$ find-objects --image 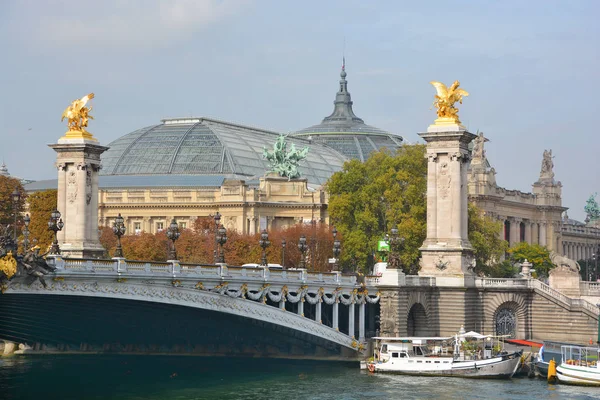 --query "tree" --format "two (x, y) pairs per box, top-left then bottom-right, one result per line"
(507, 242), (553, 278)
(468, 204), (509, 276)
(26, 190), (57, 251)
(0, 175), (25, 227)
(327, 145), (427, 274)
